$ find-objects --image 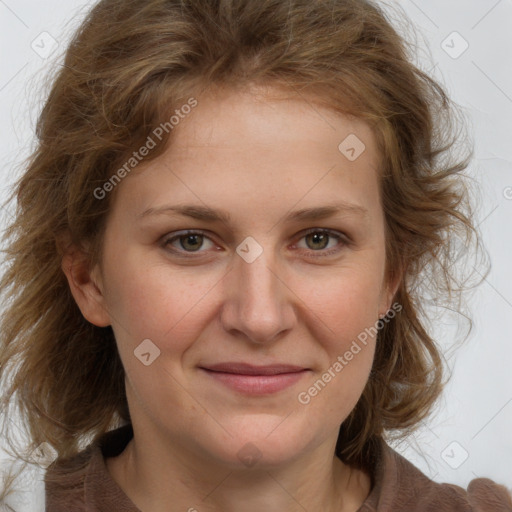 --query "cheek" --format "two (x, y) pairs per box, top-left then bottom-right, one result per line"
(292, 263), (383, 409)
(296, 262), (385, 343)
(296, 312), (376, 428)
(102, 255), (221, 425)
(102, 250), (221, 354)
